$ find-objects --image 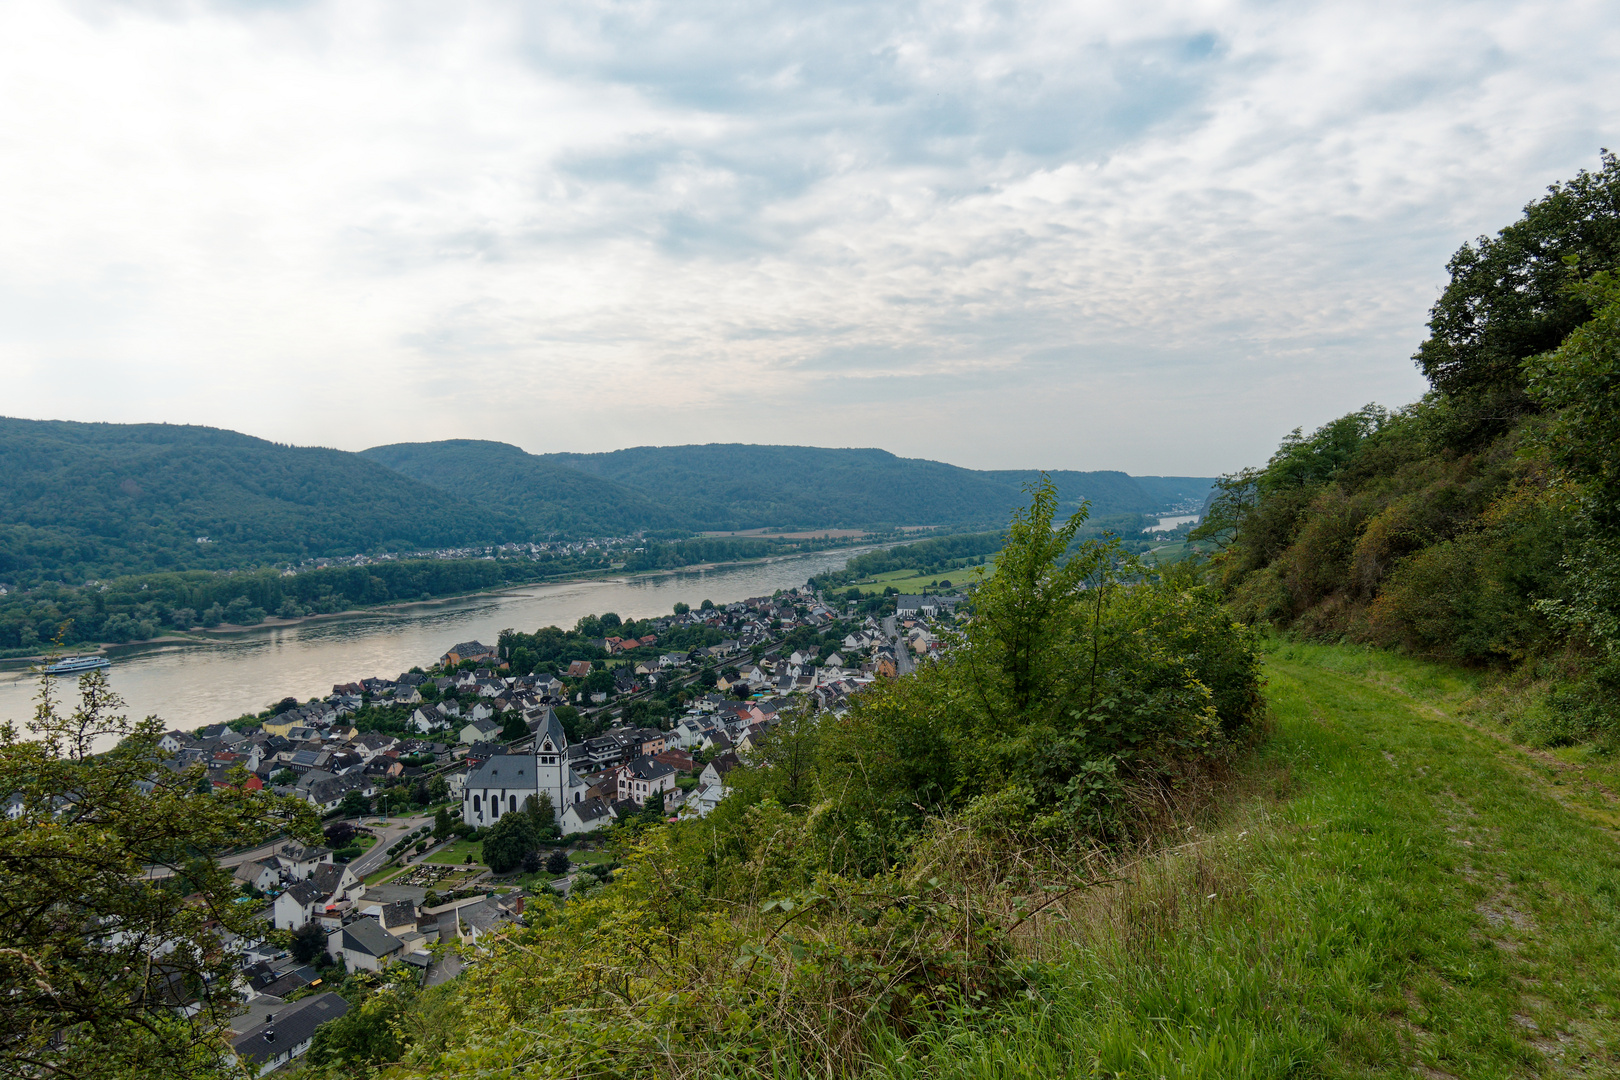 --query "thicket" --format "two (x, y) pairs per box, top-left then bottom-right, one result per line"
(313, 481), (1265, 1079)
(1196, 151), (1620, 745)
